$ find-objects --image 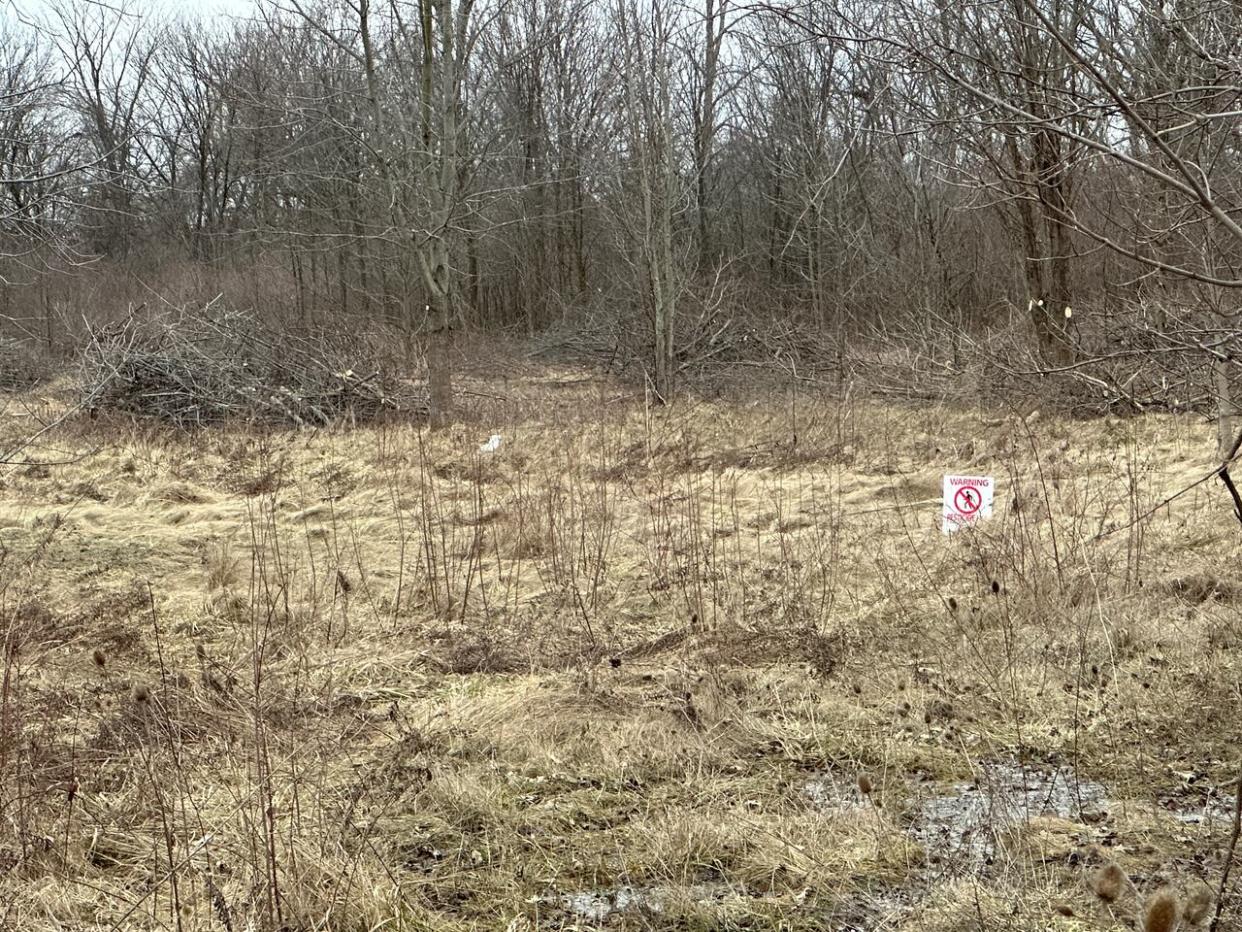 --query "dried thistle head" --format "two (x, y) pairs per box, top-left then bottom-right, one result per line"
(1092, 862), (1126, 903)
(1183, 878), (1213, 926)
(92, 648), (106, 669)
(1143, 888), (1180, 932)
(132, 683), (151, 705)
(857, 773), (873, 796)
